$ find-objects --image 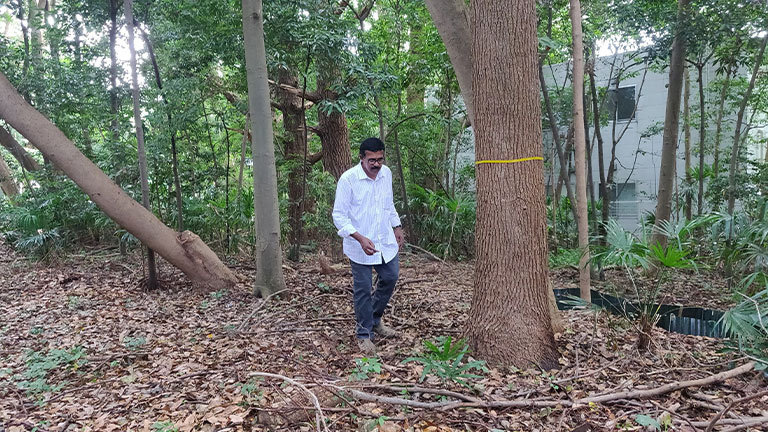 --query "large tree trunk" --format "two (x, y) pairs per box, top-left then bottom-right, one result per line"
(467, 0), (558, 369)
(125, 0), (158, 289)
(424, 0), (474, 126)
(0, 126), (41, 171)
(242, 0), (287, 297)
(651, 0), (690, 250)
(0, 72), (238, 289)
(727, 34), (768, 215)
(0, 154), (19, 198)
(683, 66), (692, 221)
(276, 69), (307, 262)
(570, 0), (590, 301)
(318, 73), (352, 181)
